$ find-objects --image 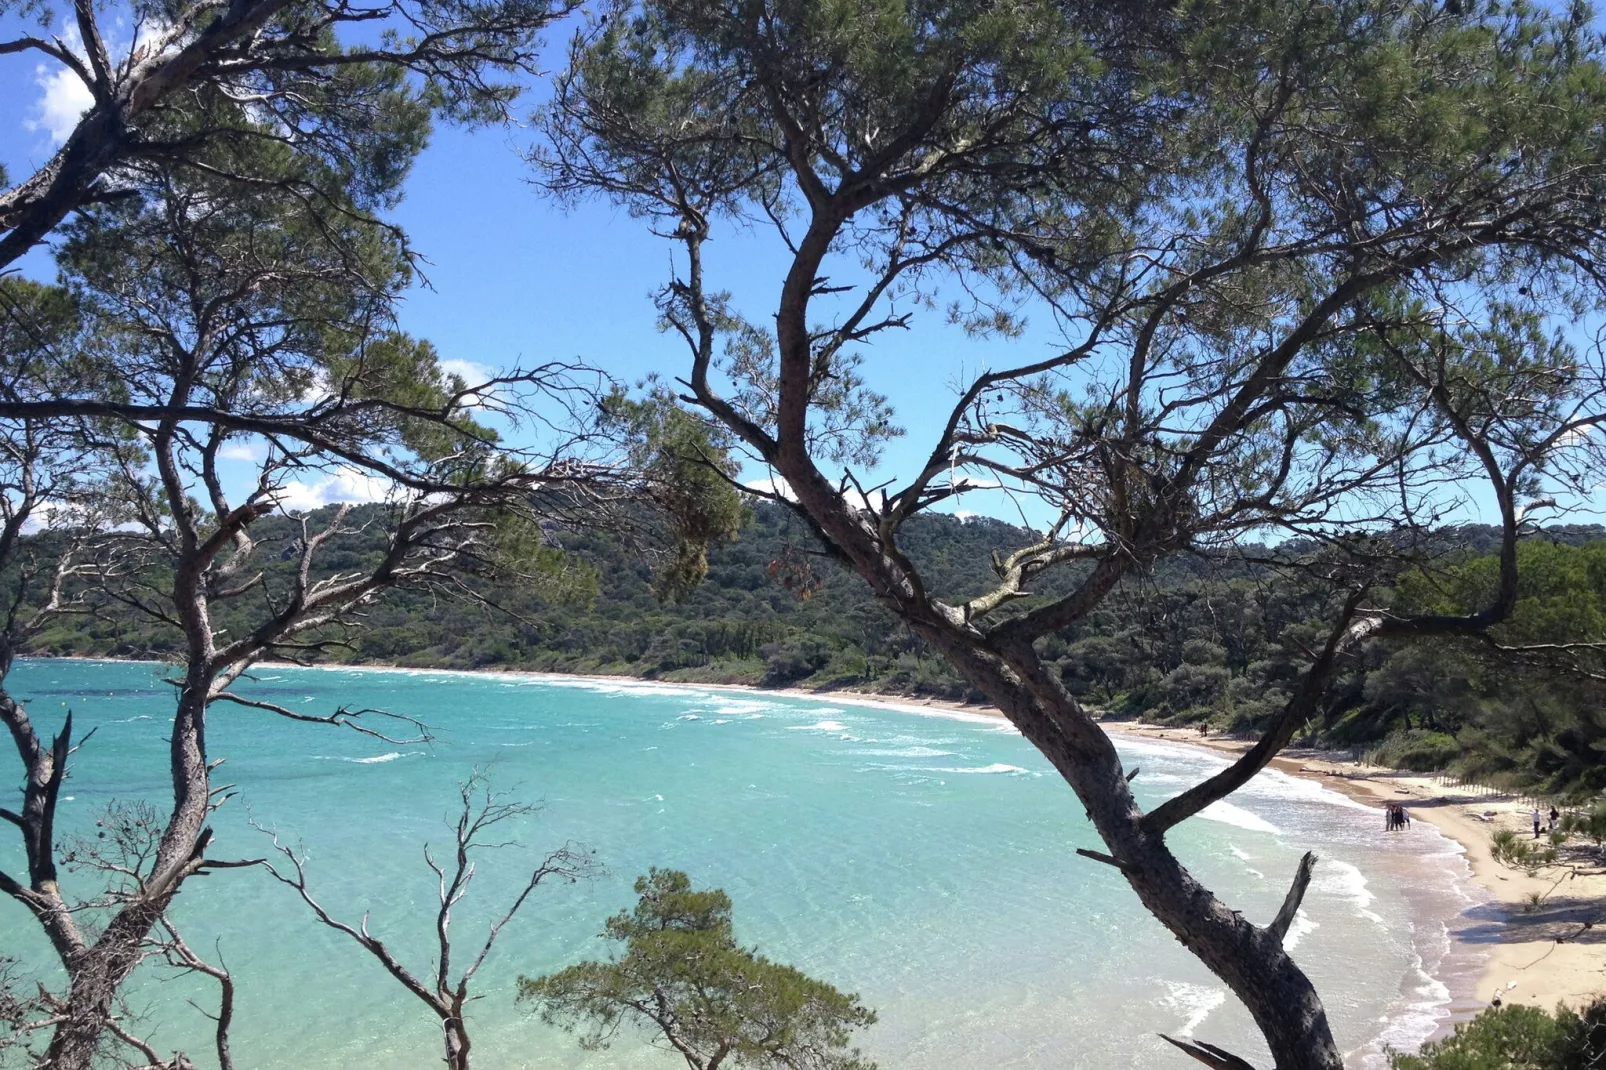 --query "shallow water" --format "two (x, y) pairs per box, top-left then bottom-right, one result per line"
(0, 660), (1486, 1068)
